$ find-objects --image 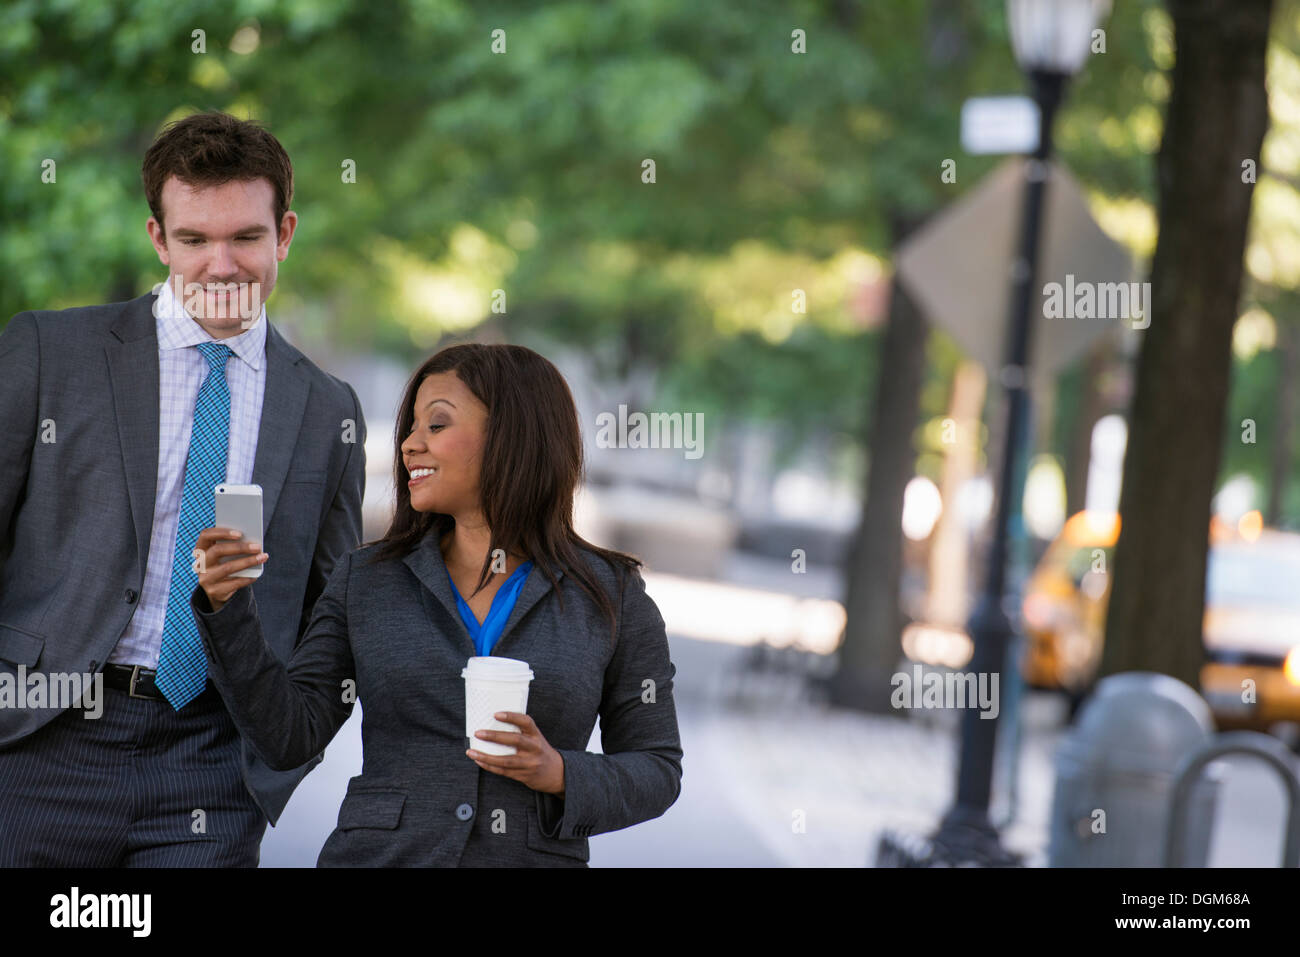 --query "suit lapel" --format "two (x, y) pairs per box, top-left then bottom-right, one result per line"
(105, 292), (311, 576)
(251, 321), (311, 533)
(403, 531), (561, 658)
(106, 294), (162, 578)
(495, 560), (559, 656)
